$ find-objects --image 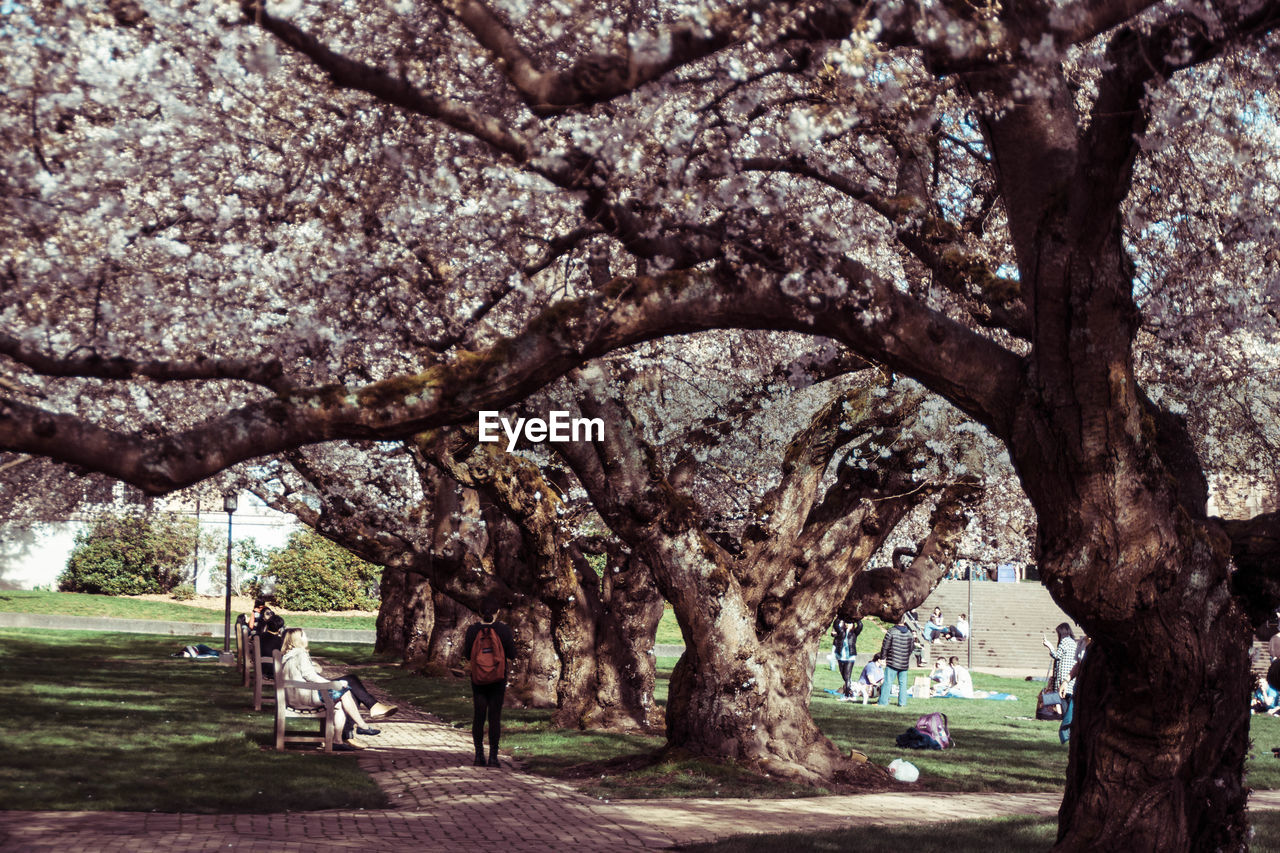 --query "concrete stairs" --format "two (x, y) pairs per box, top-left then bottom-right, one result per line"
(916, 580), (1075, 675)
(917, 580), (1274, 676)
